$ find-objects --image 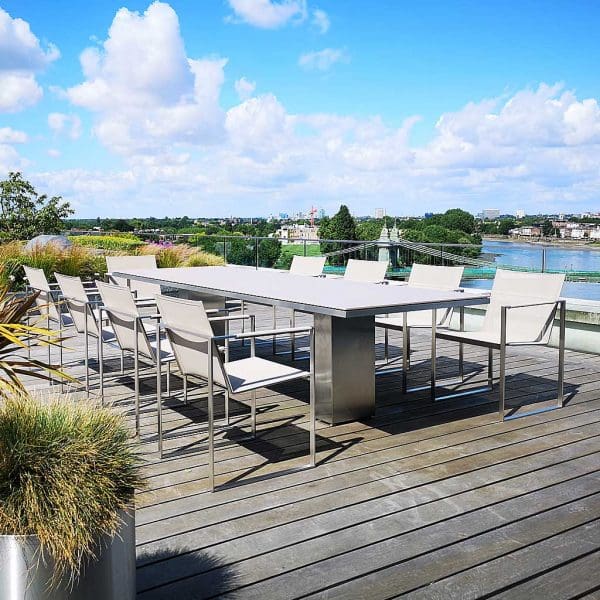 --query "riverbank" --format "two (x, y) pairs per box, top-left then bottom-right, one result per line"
(482, 235), (600, 249)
